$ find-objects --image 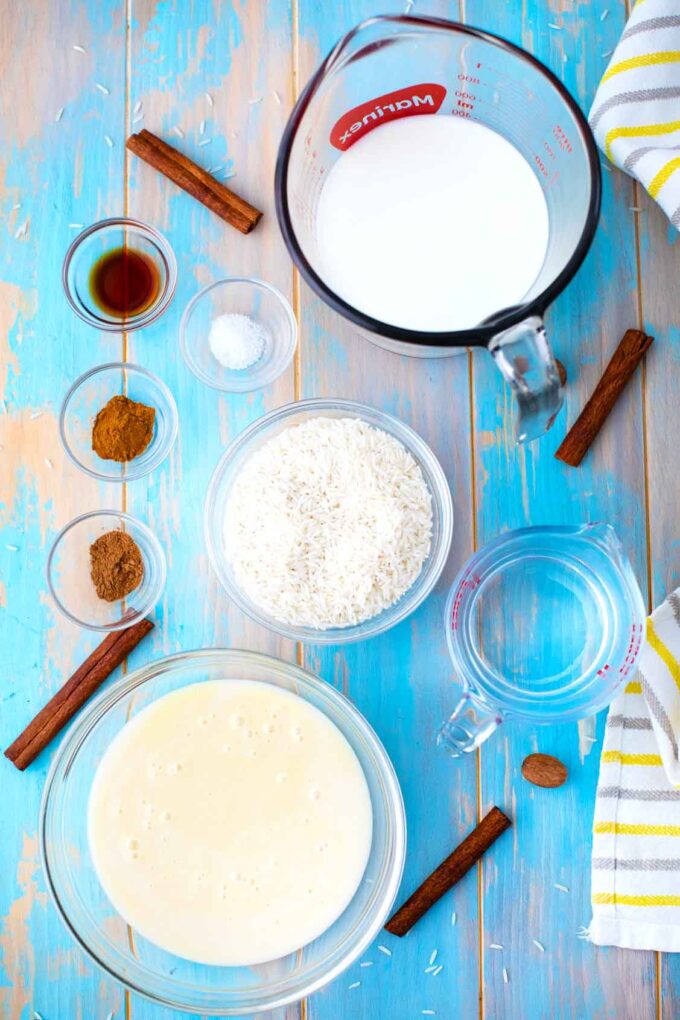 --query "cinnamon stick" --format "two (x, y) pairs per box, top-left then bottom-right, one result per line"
(126, 129), (262, 234)
(385, 807), (511, 936)
(555, 328), (653, 467)
(5, 617), (154, 771)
